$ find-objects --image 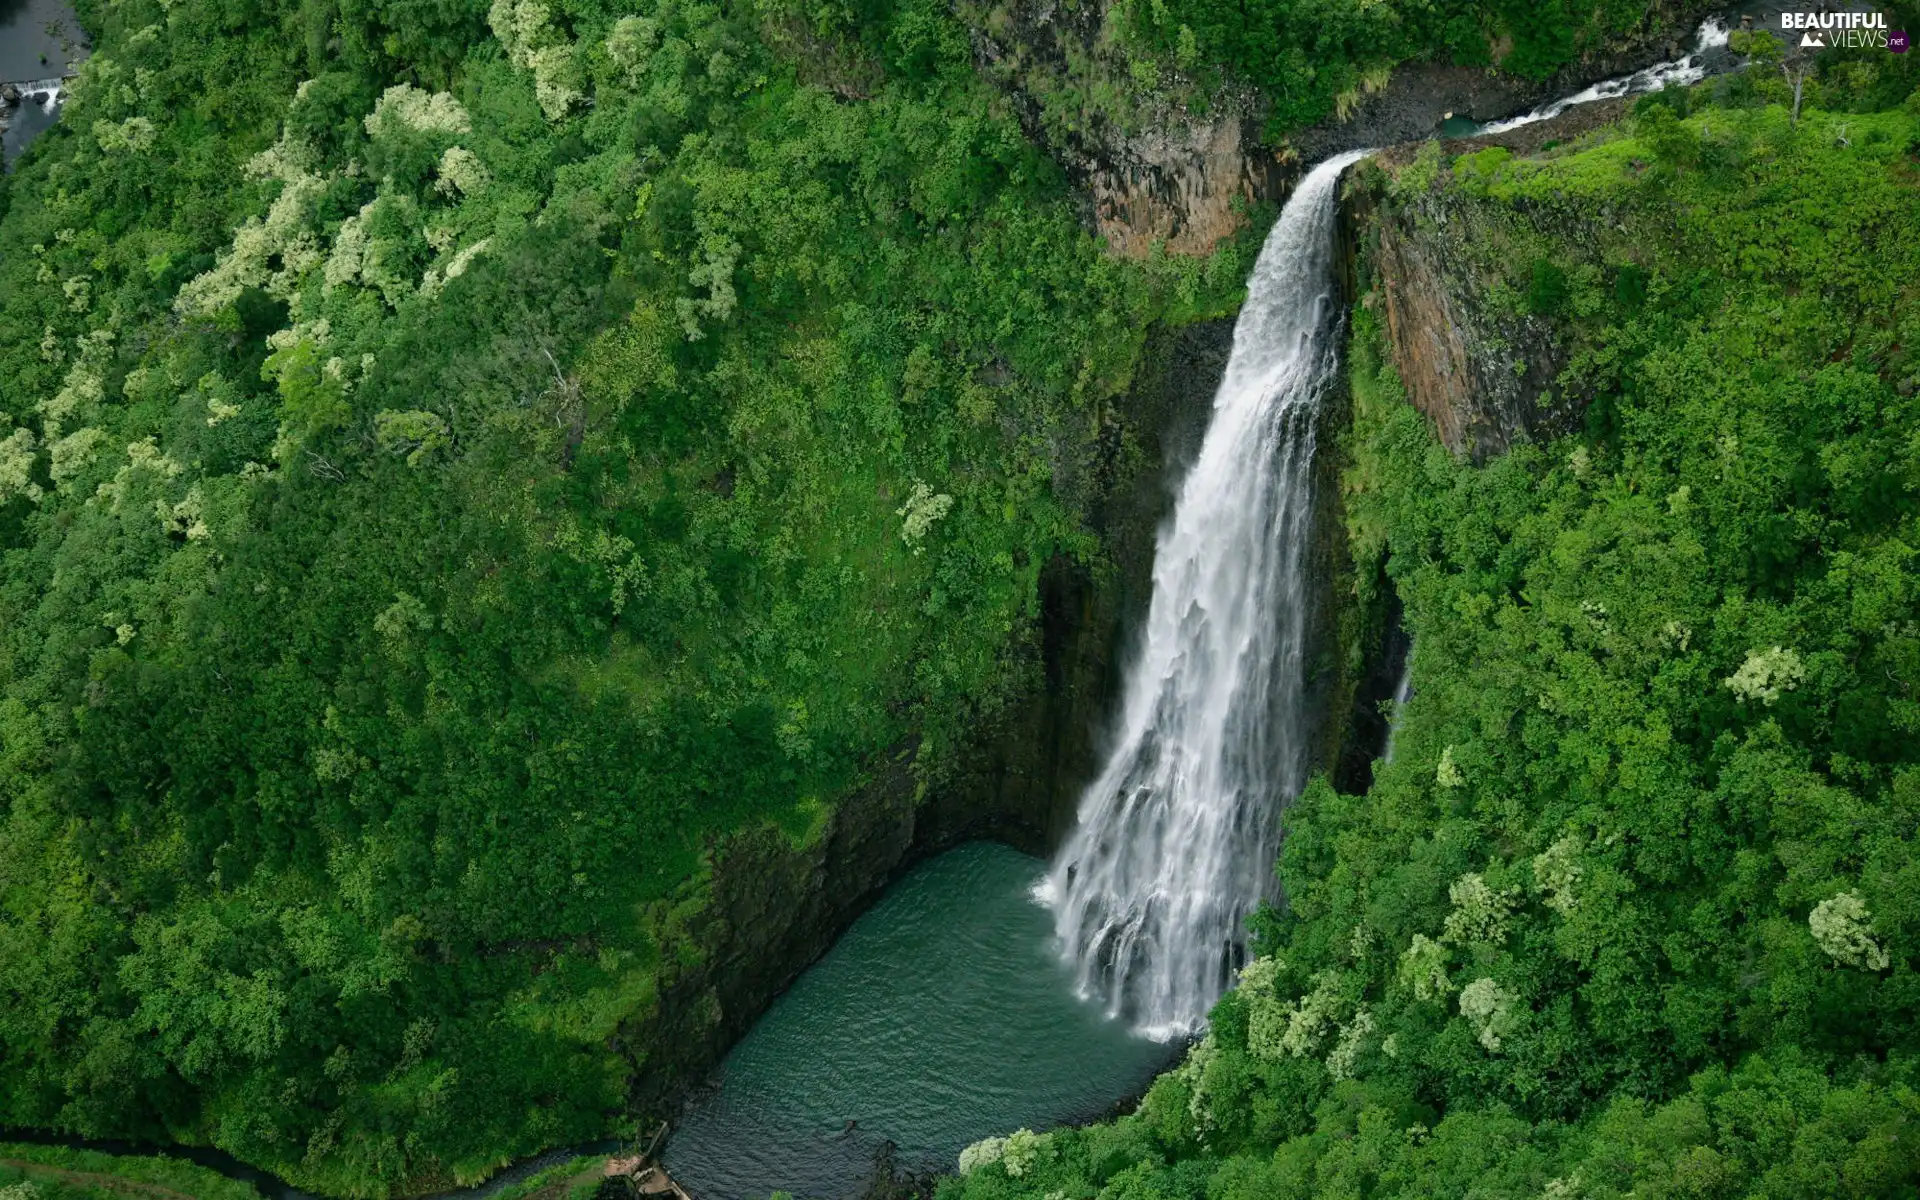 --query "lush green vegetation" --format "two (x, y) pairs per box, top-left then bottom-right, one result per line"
(7, 0), (1920, 1194)
(483, 1154), (609, 1200)
(0, 1142), (261, 1200)
(944, 52), (1920, 1200)
(0, 0), (1247, 1193)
